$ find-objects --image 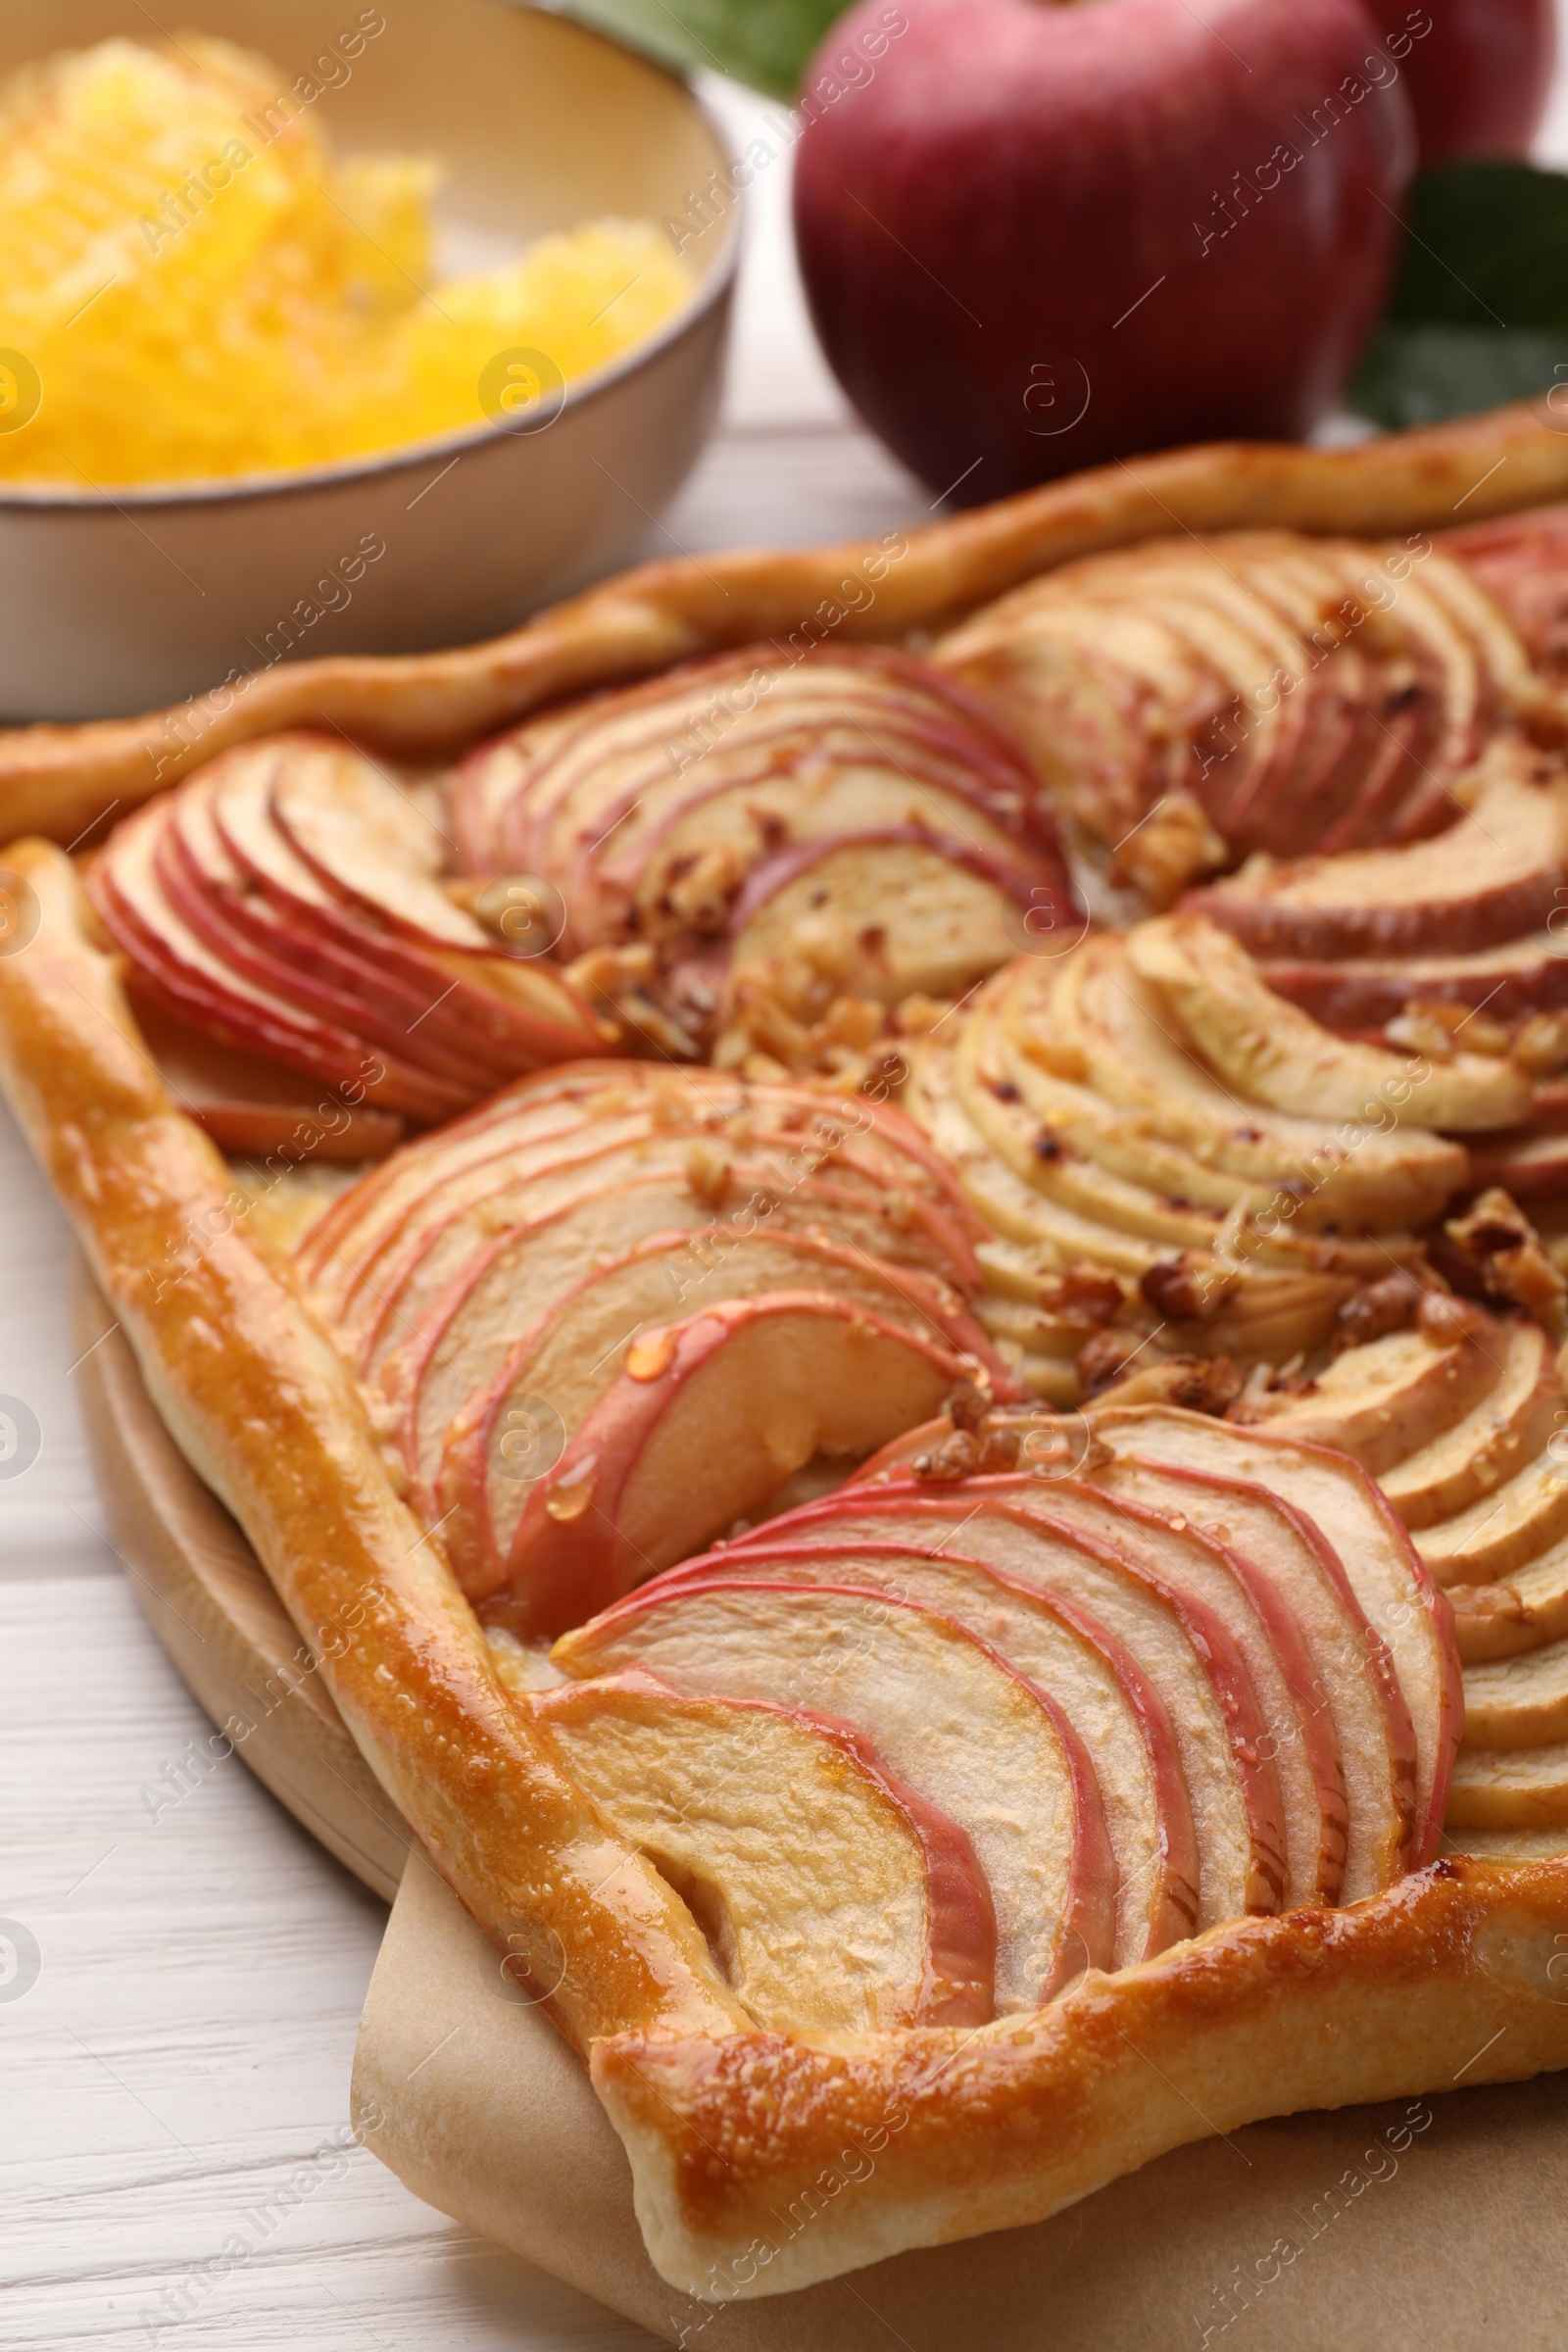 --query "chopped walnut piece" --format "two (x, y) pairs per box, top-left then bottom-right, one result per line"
(1139, 1252), (1237, 1323)
(1386, 1004), (1458, 1060)
(894, 992), (952, 1036)
(1446, 1187), (1568, 1336)
(1111, 789), (1228, 909)
(1331, 1267), (1421, 1354)
(684, 1139), (732, 1207)
(910, 1430), (979, 1481)
(1076, 1328), (1148, 1396)
(946, 1378), (995, 1433)
(1514, 1010), (1568, 1076)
